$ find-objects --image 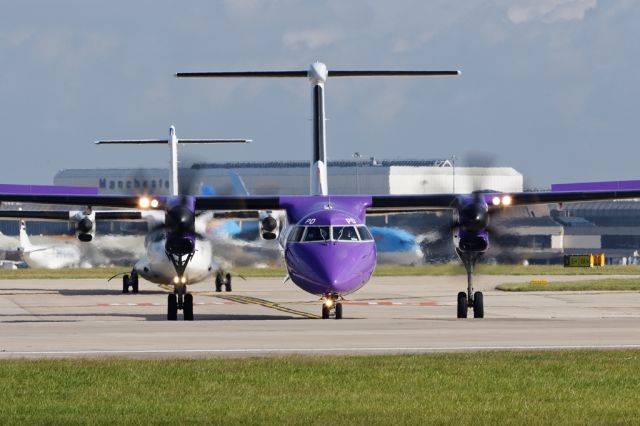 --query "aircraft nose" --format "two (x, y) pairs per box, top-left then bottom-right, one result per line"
(286, 242), (376, 295)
